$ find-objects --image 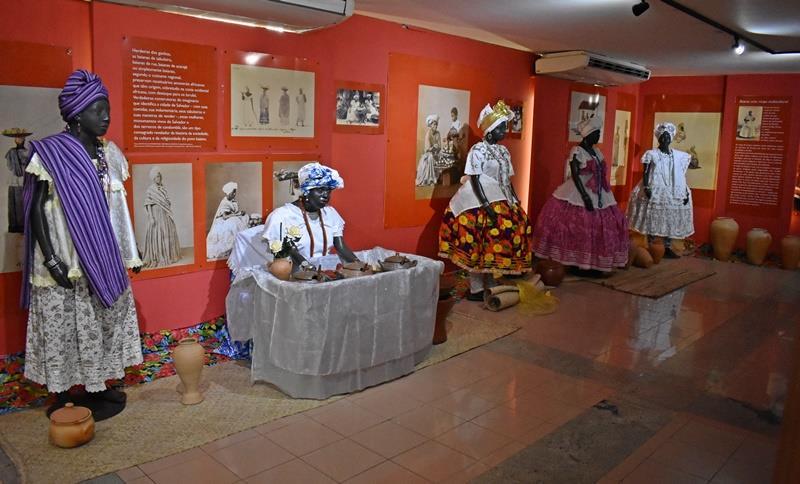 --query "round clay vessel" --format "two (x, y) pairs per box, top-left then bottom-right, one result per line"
(50, 403), (95, 448)
(710, 217), (739, 261)
(633, 247), (653, 268)
(338, 261), (372, 278)
(434, 296), (455, 345)
(268, 257), (293, 280)
(625, 245), (638, 269)
(746, 228), (772, 265)
(648, 238), (665, 264)
(173, 337), (205, 405)
(781, 235), (800, 270)
(534, 259), (565, 287)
